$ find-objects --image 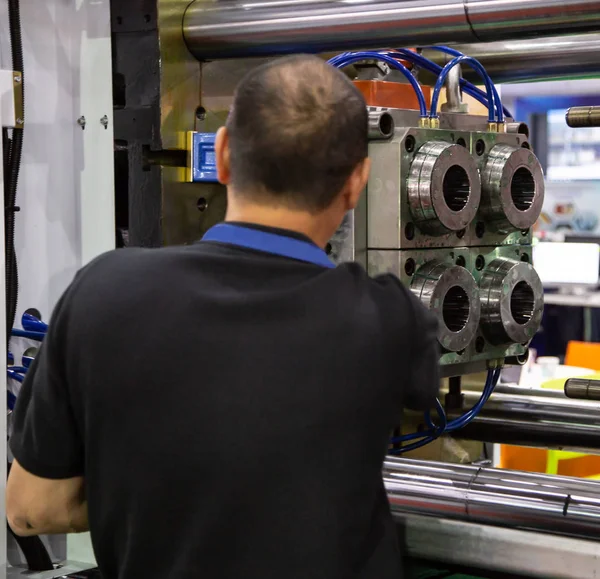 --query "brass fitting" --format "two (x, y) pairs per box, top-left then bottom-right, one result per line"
(429, 117), (440, 129)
